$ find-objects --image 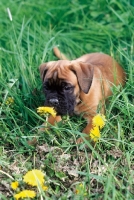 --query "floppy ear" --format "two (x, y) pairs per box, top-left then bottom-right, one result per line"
(39, 63), (48, 81)
(70, 62), (94, 94)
